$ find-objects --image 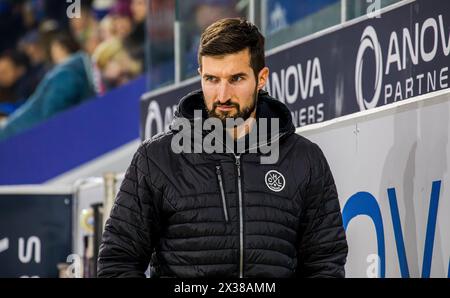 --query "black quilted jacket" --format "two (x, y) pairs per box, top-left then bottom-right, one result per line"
(98, 89), (348, 278)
